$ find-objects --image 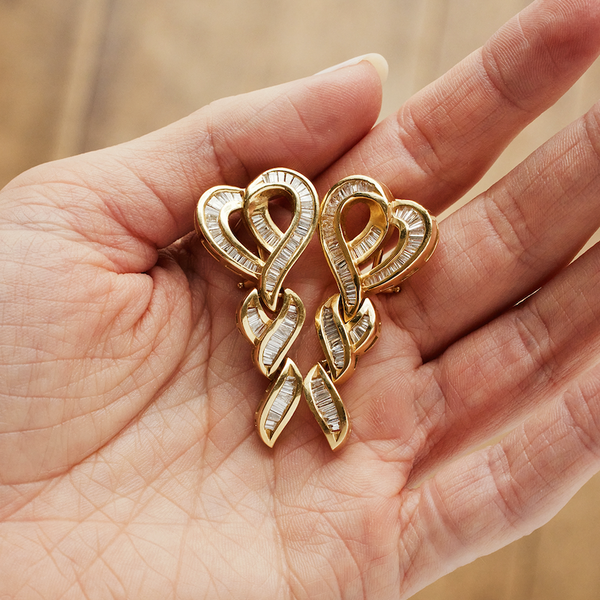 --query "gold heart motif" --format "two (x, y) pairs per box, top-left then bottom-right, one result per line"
(196, 168), (319, 311)
(320, 176), (438, 319)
